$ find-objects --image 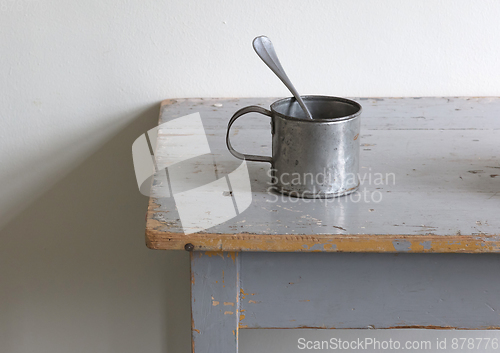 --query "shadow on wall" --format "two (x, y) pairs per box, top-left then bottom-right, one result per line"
(0, 104), (190, 353)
